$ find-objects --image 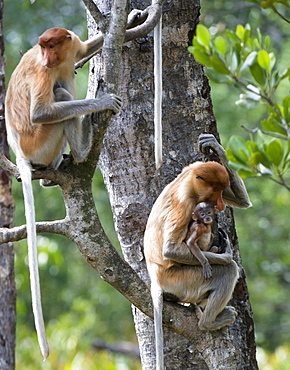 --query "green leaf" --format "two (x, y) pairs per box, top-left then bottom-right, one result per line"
(261, 117), (287, 136)
(269, 52), (276, 70)
(188, 46), (194, 54)
(283, 96), (290, 122)
(265, 139), (284, 166)
(226, 29), (239, 43)
(258, 164), (274, 176)
(250, 63), (265, 85)
(254, 37), (262, 49)
(210, 55), (230, 75)
(191, 48), (212, 67)
(265, 35), (271, 49)
(243, 29), (251, 45)
(280, 68), (290, 81)
(282, 139), (290, 170)
(246, 140), (260, 154)
(249, 152), (265, 166)
(230, 51), (239, 73)
(228, 136), (250, 164)
(240, 51), (258, 72)
(214, 36), (227, 56)
(257, 50), (271, 71)
(236, 25), (245, 41)
(228, 161), (257, 178)
(206, 69), (232, 84)
(196, 24), (211, 47)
